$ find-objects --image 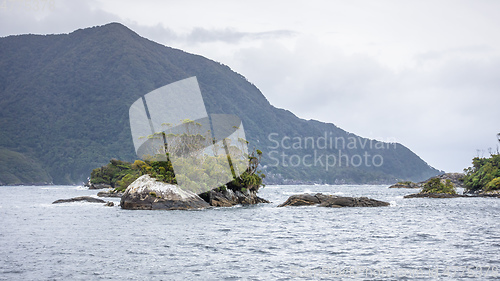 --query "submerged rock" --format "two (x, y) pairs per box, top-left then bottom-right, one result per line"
(52, 196), (106, 204)
(120, 175), (210, 210)
(199, 188), (270, 207)
(278, 193), (390, 208)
